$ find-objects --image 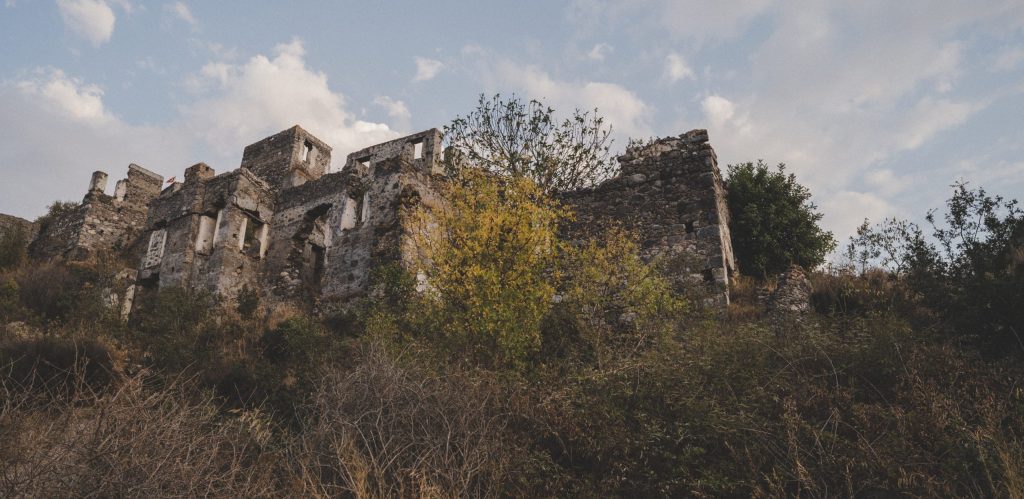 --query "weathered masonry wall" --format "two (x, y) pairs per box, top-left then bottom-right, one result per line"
(263, 141), (442, 306)
(134, 126), (444, 312)
(28, 164), (163, 262)
(344, 129), (444, 175)
(240, 125), (332, 190)
(138, 164), (275, 301)
(9, 122), (737, 317)
(560, 129), (736, 304)
(0, 214), (37, 255)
